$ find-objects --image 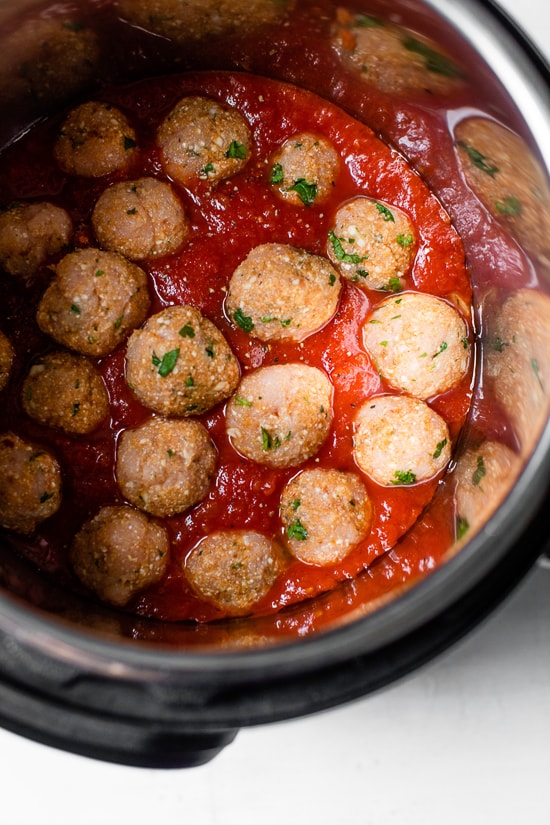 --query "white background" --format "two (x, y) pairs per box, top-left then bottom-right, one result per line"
(2, 2), (550, 823)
